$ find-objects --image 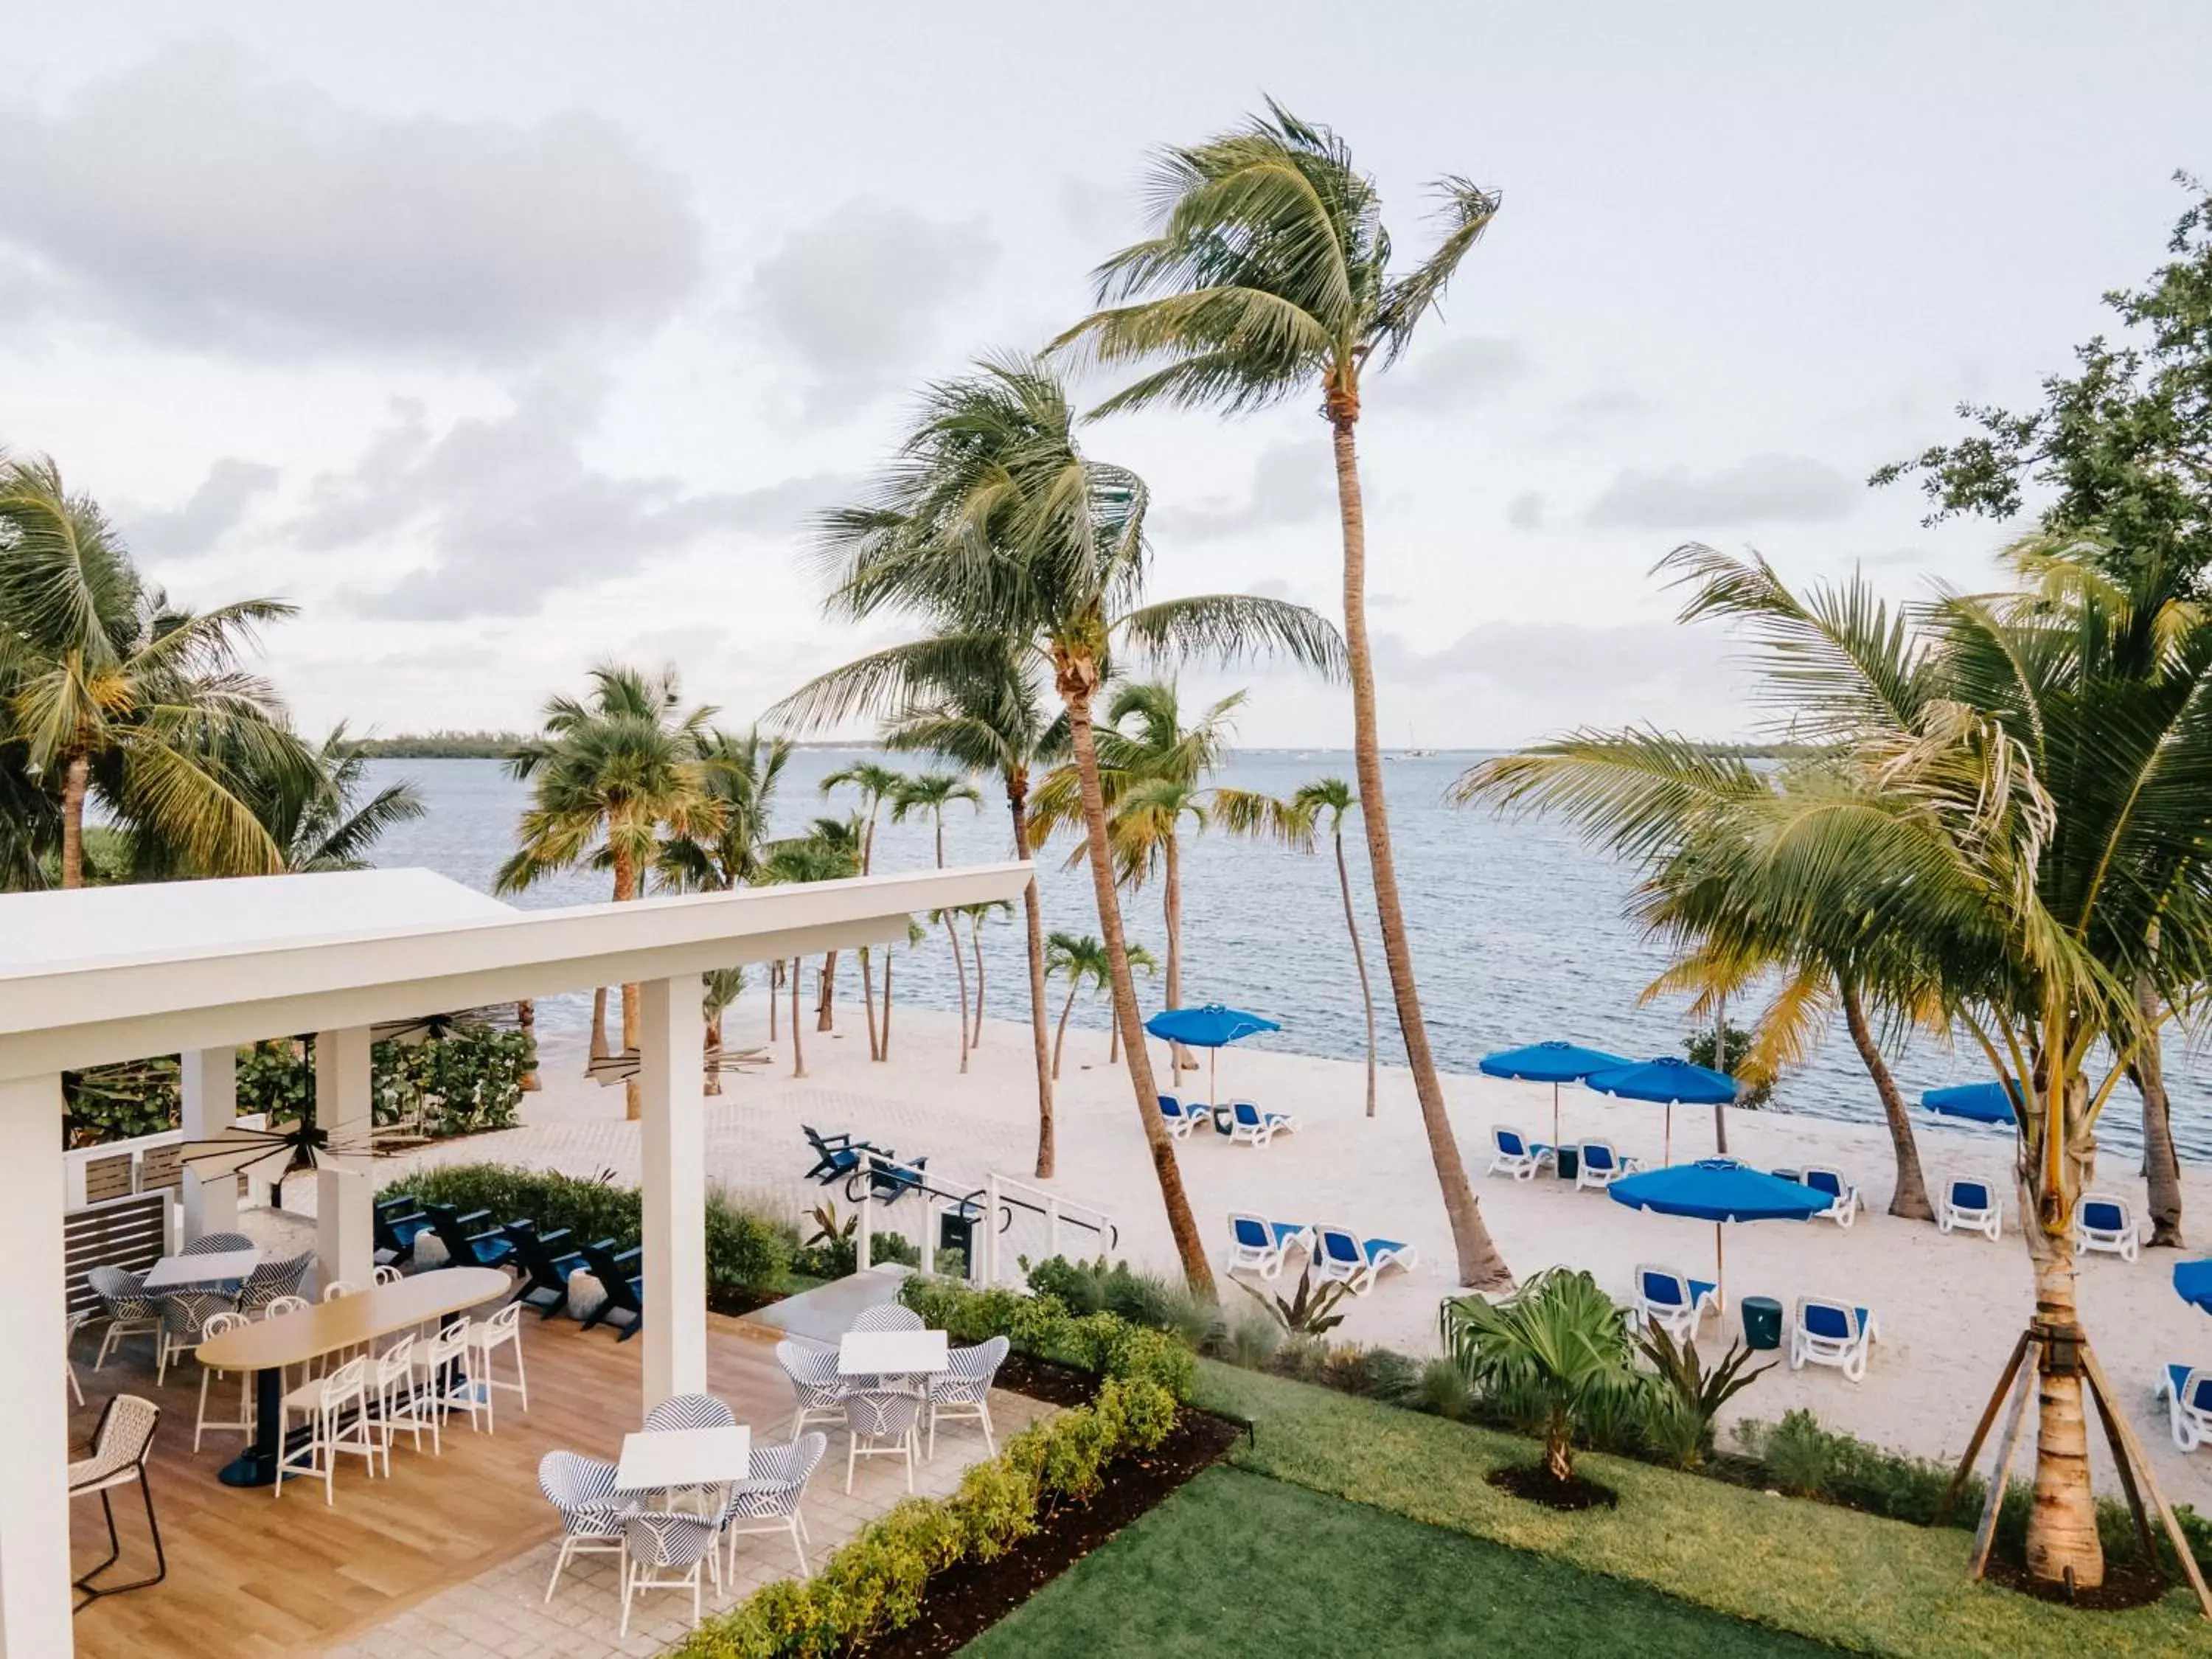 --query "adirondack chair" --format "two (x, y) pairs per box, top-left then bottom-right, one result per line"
(503, 1221), (588, 1318)
(420, 1202), (516, 1269)
(851, 1154), (928, 1206)
(374, 1197), (432, 1268)
(576, 1238), (644, 1341)
(801, 1126), (878, 1186)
